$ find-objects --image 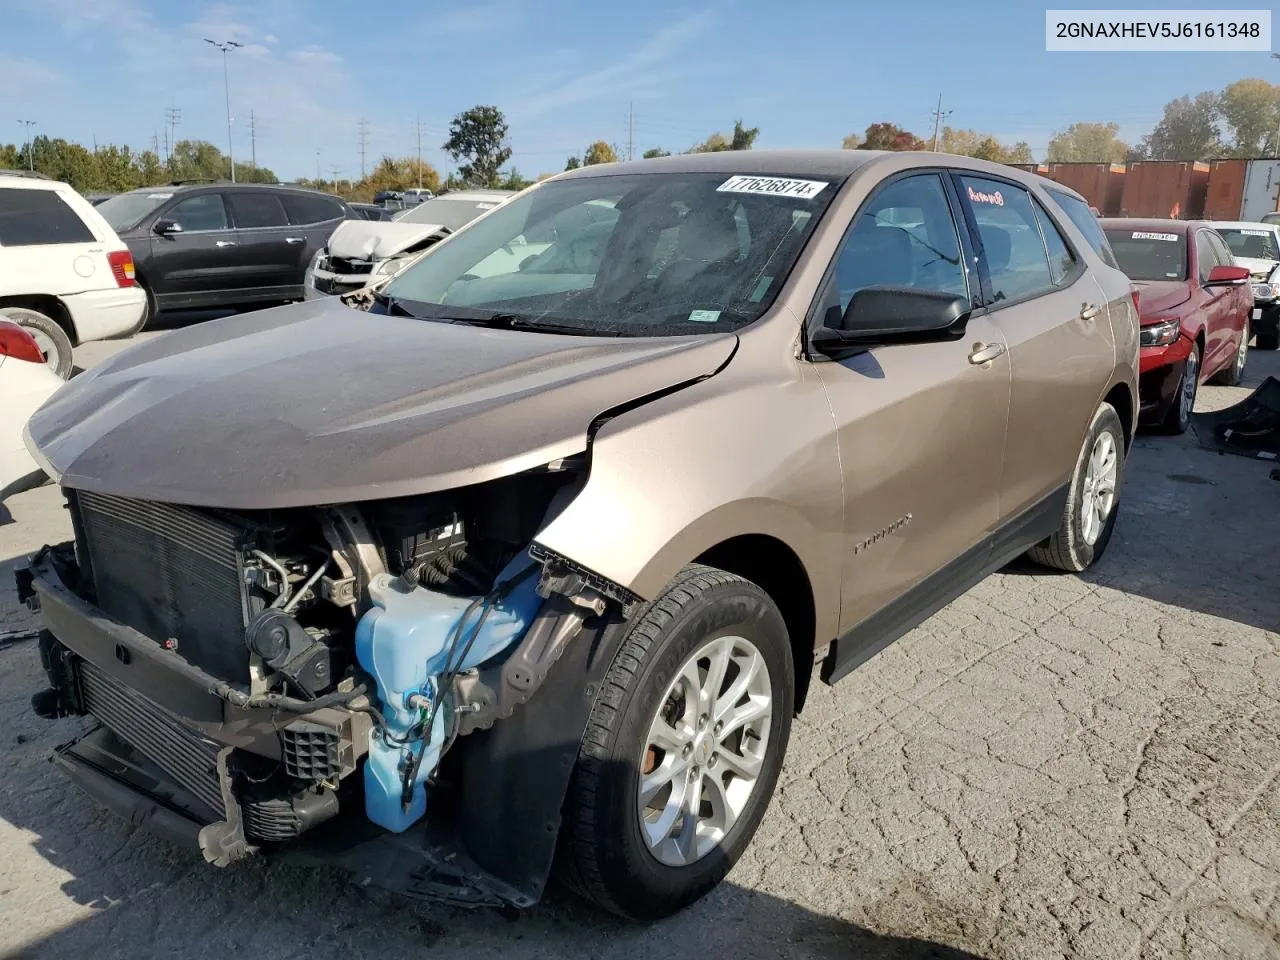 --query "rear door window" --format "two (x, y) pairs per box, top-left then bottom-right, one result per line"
(168, 194), (231, 232)
(228, 192), (288, 229)
(0, 188), (95, 245)
(1047, 189), (1119, 269)
(957, 175), (1054, 304)
(282, 193), (345, 225)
